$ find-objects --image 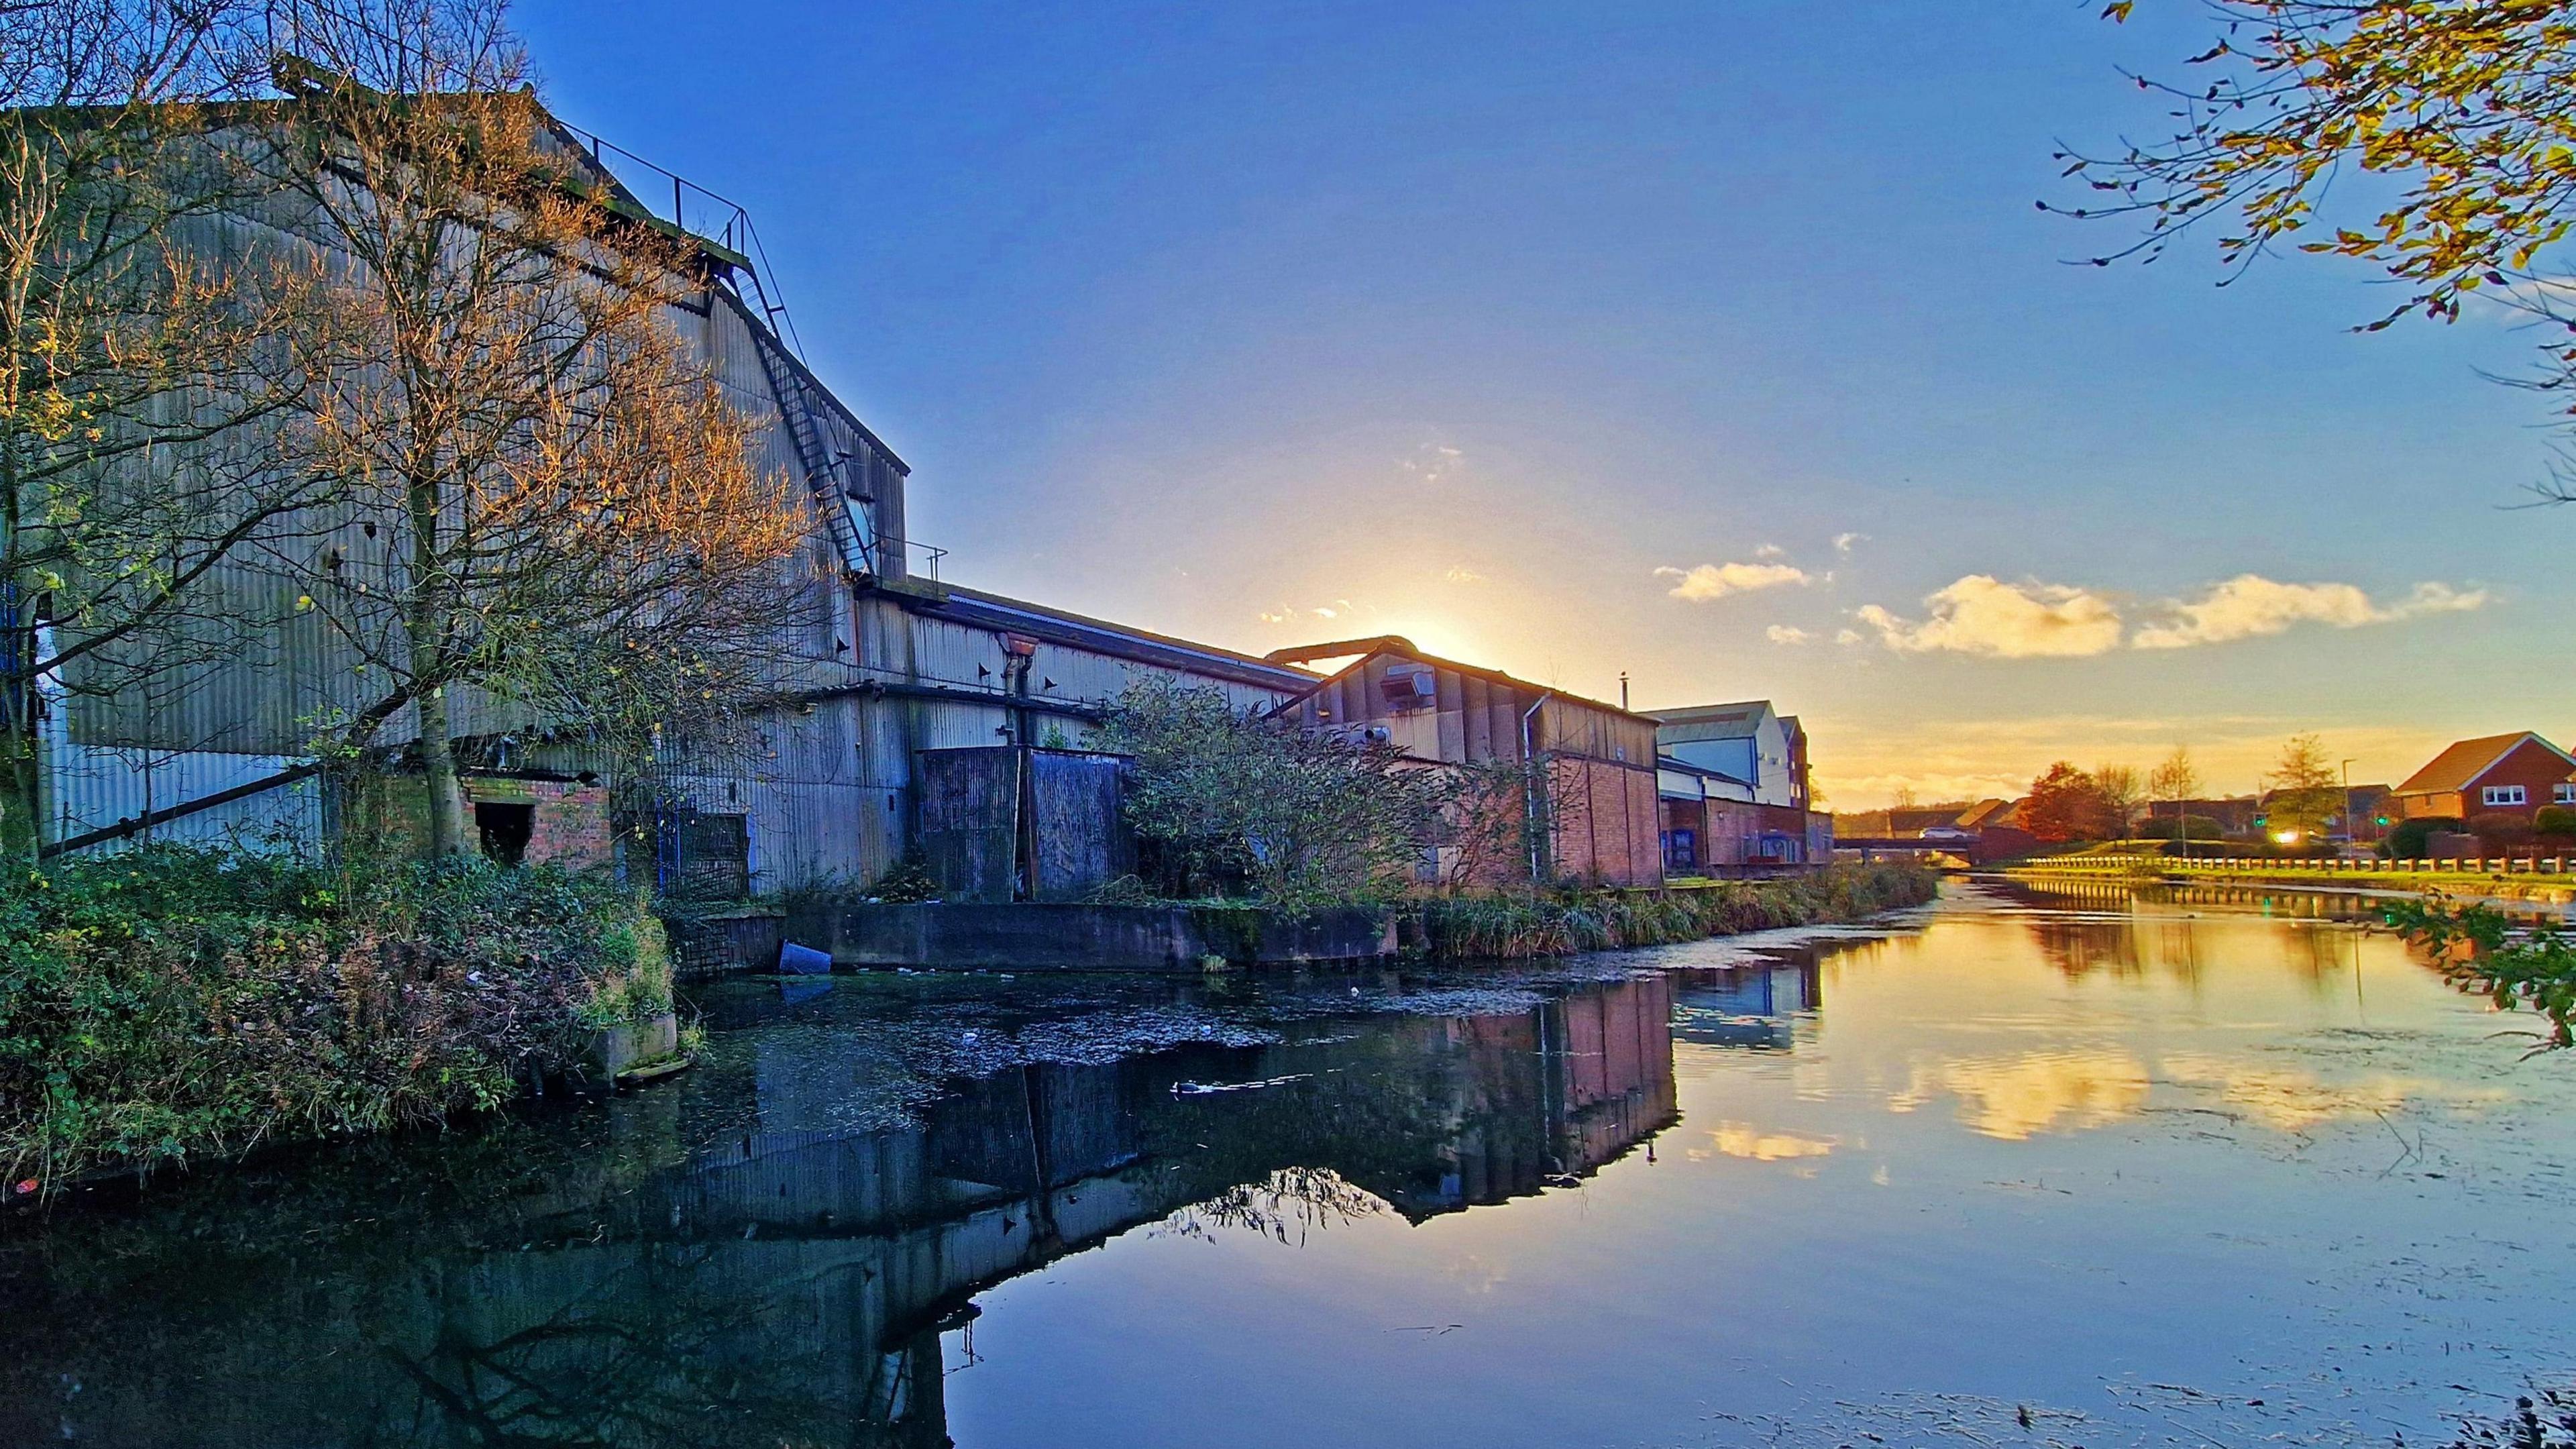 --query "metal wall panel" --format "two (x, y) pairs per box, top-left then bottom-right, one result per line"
(916, 747), (1020, 902)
